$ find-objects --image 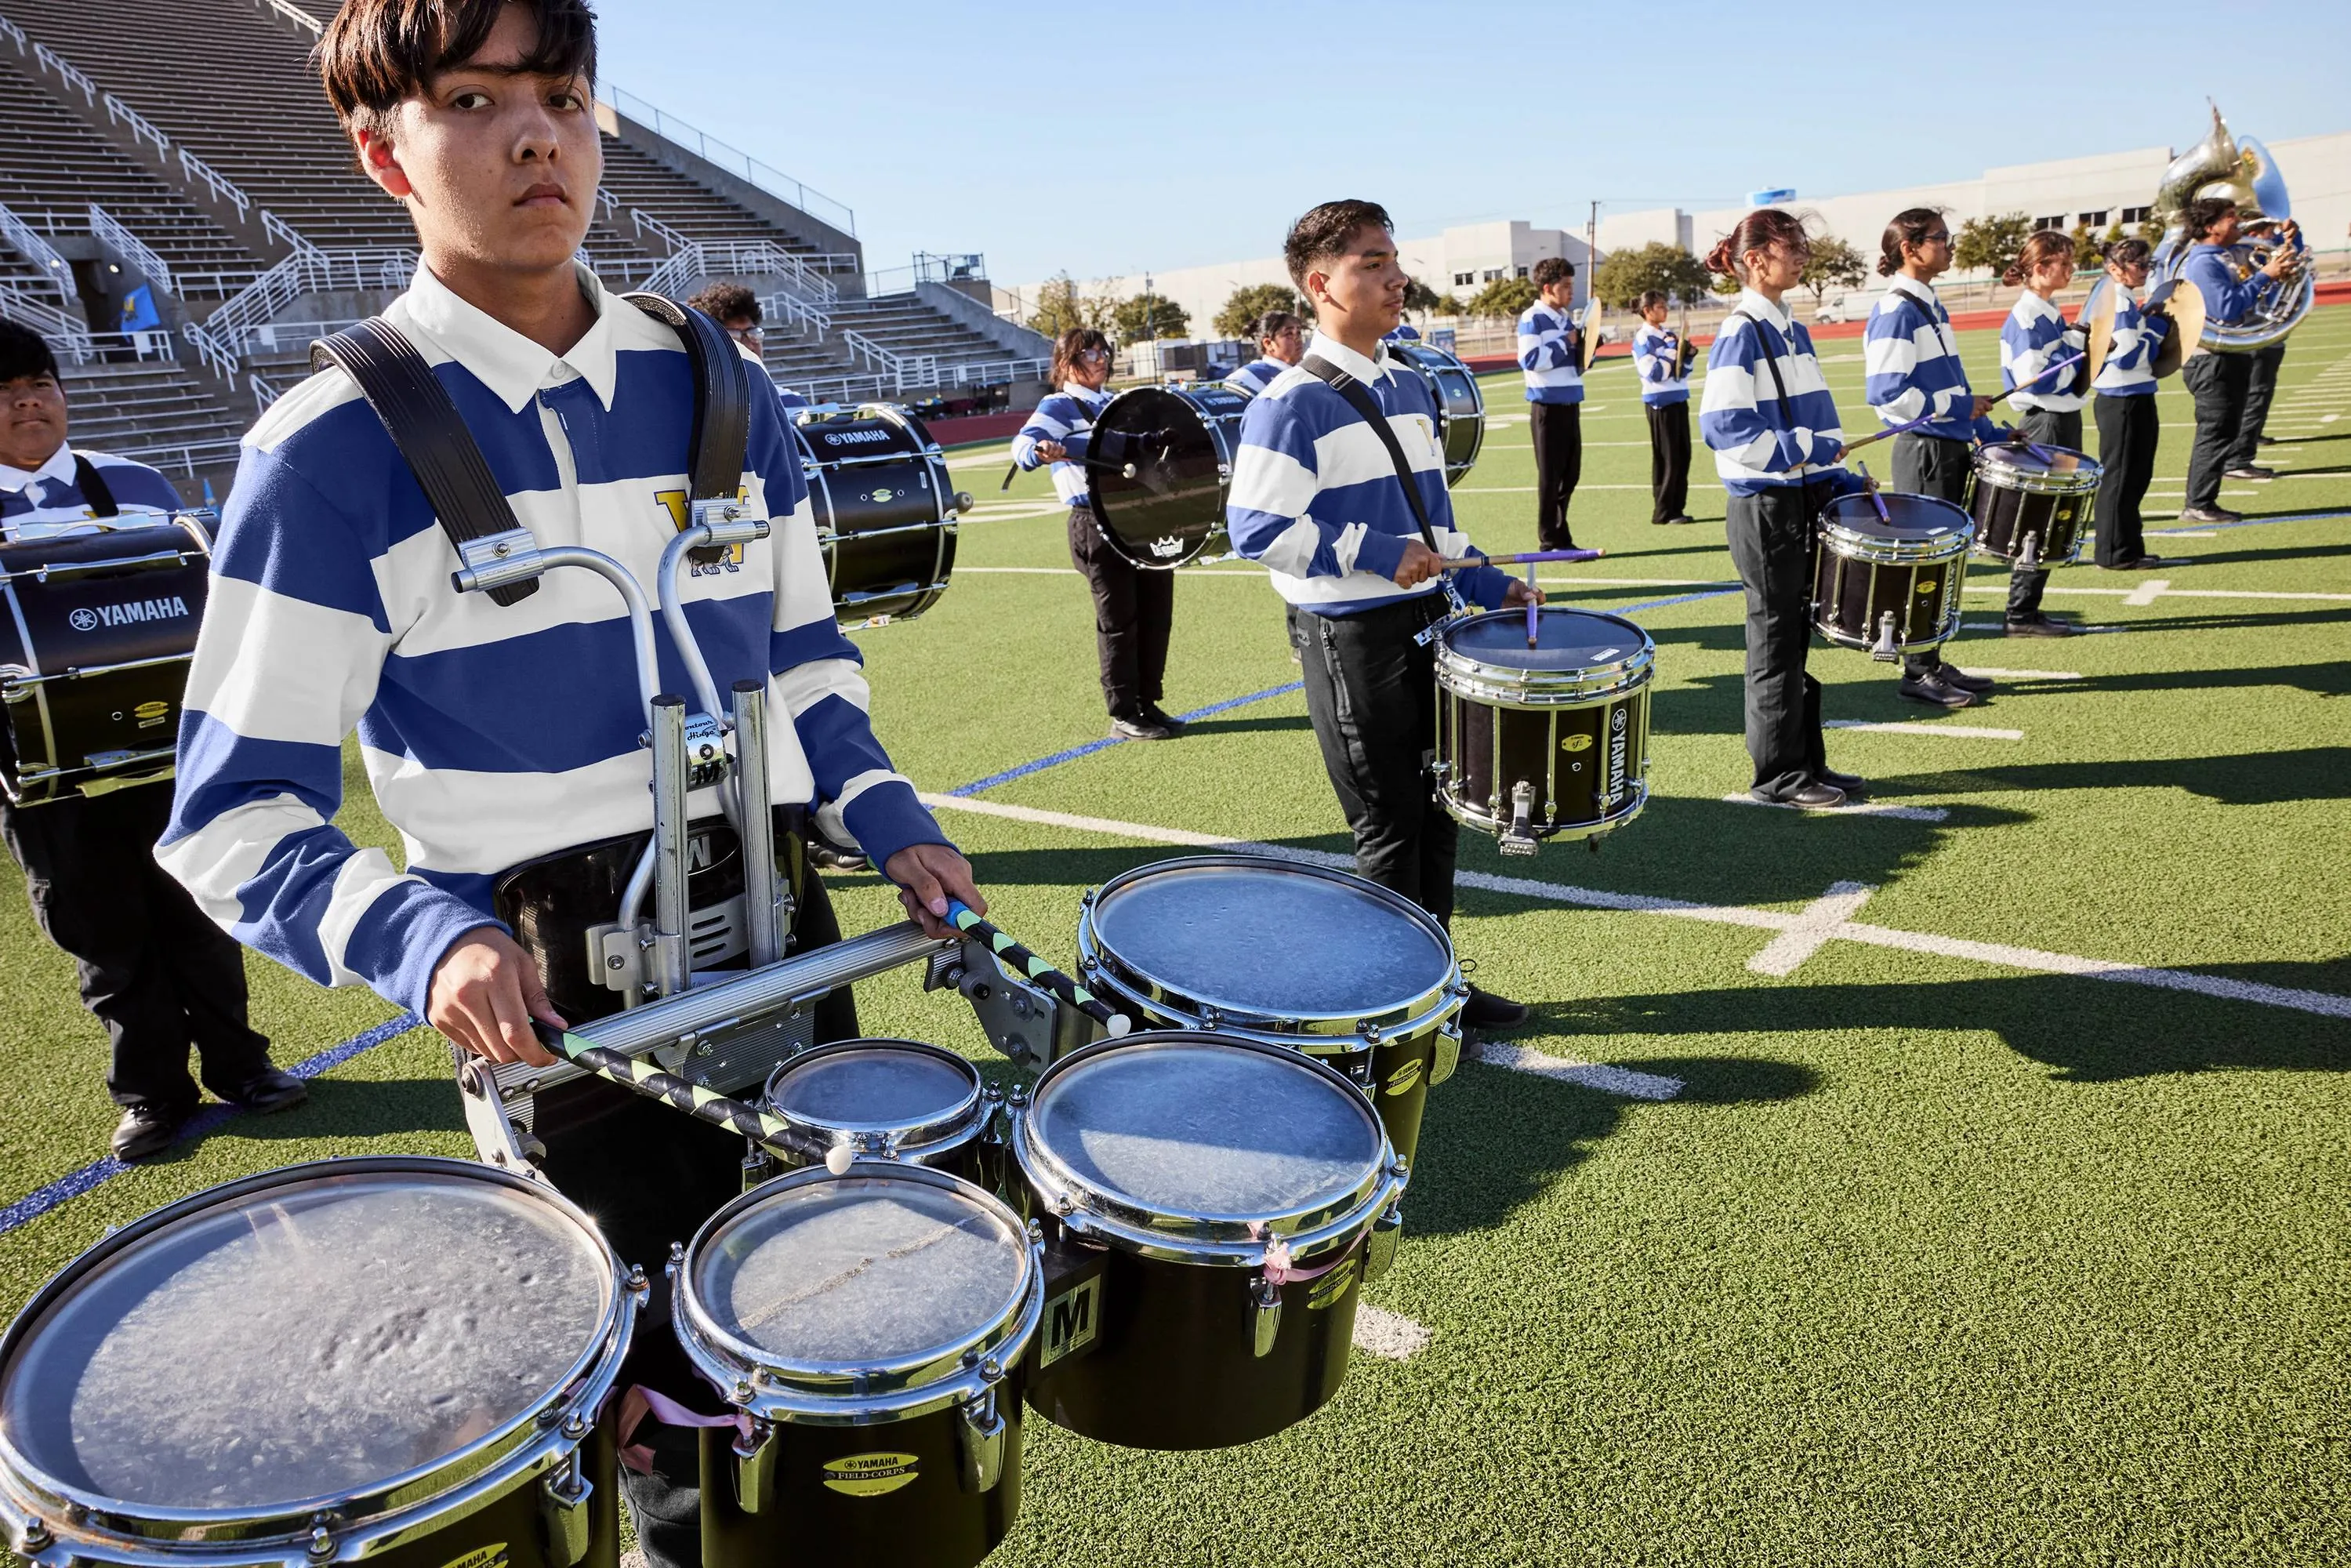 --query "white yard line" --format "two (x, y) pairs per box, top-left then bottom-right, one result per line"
(1962, 666), (2082, 681)
(1352, 1305), (1435, 1360)
(2122, 578), (2170, 607)
(1823, 720), (2024, 740)
(1718, 792), (1951, 823)
(1471, 1041), (1686, 1102)
(1959, 584), (2351, 604)
(1747, 881), (1877, 977)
